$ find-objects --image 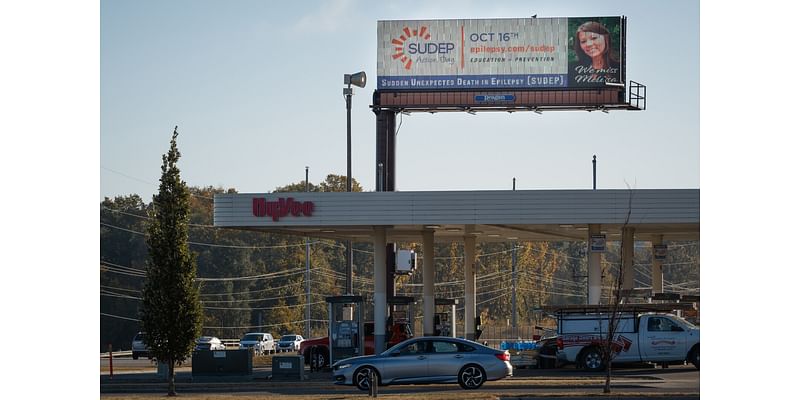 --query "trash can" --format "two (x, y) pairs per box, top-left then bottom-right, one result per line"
(191, 349), (253, 376)
(271, 355), (304, 380)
